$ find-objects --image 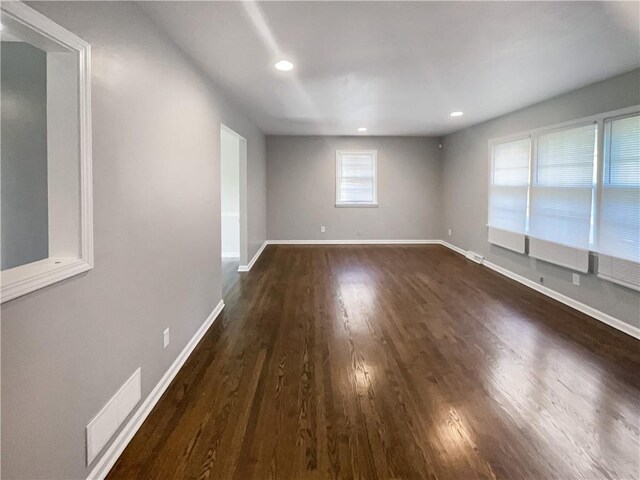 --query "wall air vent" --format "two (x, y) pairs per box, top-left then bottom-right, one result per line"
(86, 368), (141, 465)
